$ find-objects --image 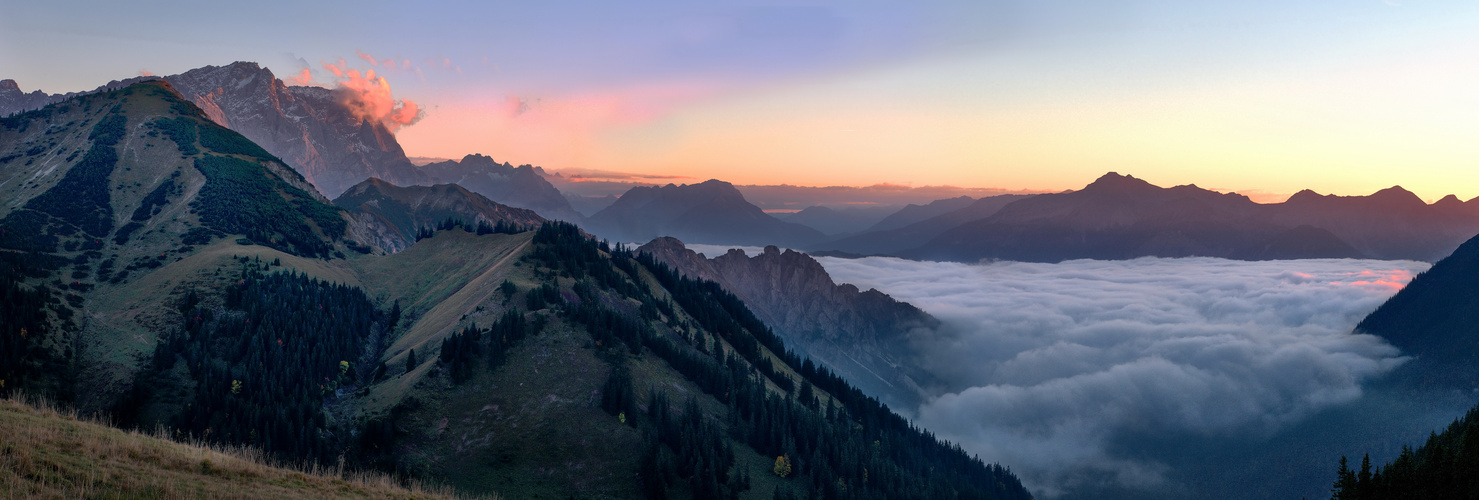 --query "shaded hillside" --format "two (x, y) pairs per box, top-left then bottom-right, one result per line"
(0, 397), (473, 500)
(1355, 232), (1479, 385)
(817, 194), (1034, 256)
(334, 178), (546, 252)
(0, 90), (1032, 498)
(416, 154), (582, 222)
(0, 81), (363, 410)
(585, 180), (826, 247)
(637, 237), (940, 409)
